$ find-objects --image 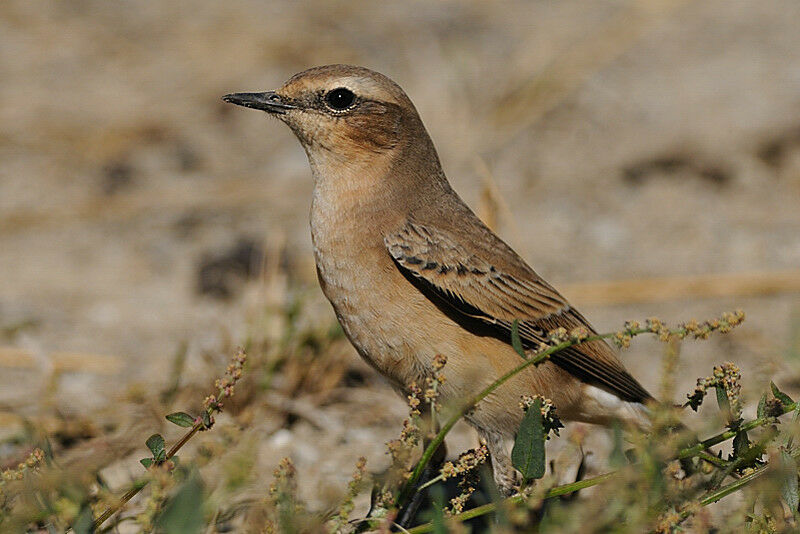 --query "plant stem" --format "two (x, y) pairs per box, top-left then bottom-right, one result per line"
(397, 326), (670, 509)
(417, 473), (444, 492)
(168, 424), (202, 458)
(91, 480), (149, 530)
(700, 466), (766, 506)
(403, 402), (796, 533)
(696, 450), (729, 469)
(406, 471), (617, 533)
(91, 422), (202, 530)
(395, 339), (562, 508)
(677, 405), (794, 460)
(670, 461), (771, 527)
(406, 451), (772, 534)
